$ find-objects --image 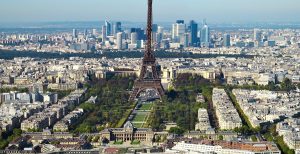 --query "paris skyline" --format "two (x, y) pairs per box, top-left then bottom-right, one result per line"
(1, 0), (300, 23)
